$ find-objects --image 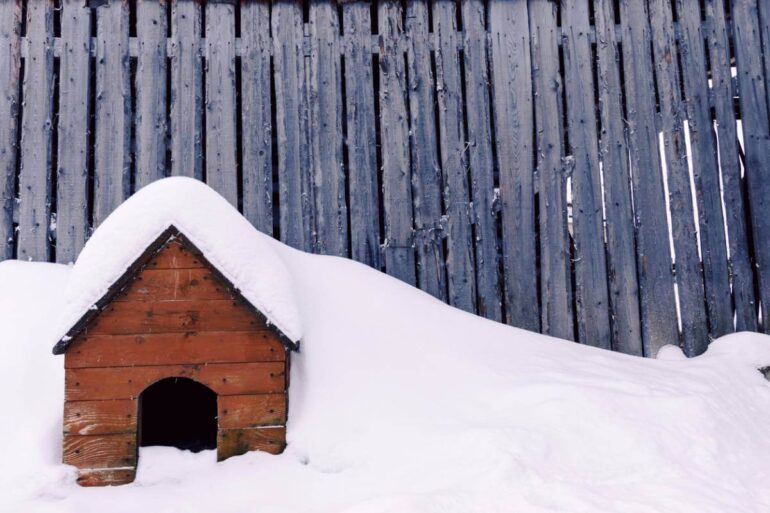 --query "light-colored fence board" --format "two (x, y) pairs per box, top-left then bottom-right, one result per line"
(4, 0), (770, 356)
